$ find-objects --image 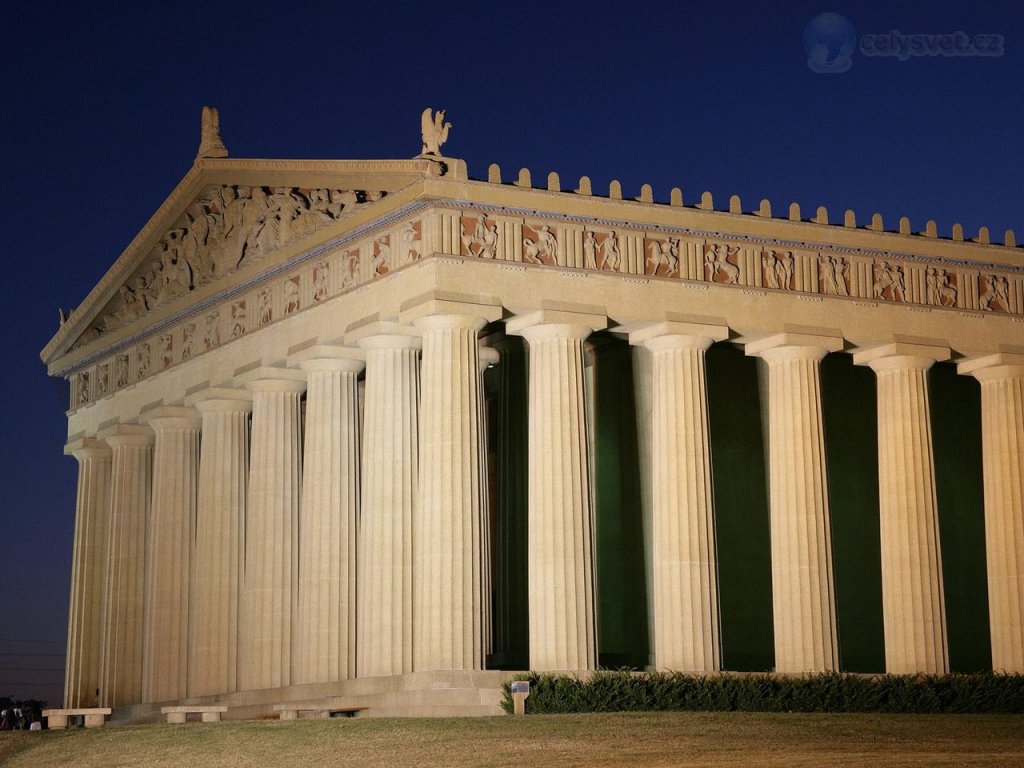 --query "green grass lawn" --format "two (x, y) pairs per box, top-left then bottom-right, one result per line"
(2, 712), (1022, 767)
